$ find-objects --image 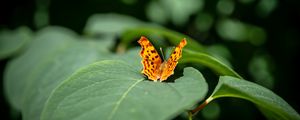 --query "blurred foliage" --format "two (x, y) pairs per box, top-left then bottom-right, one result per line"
(248, 53), (275, 89)
(0, 27), (32, 59)
(1, 0), (300, 120)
